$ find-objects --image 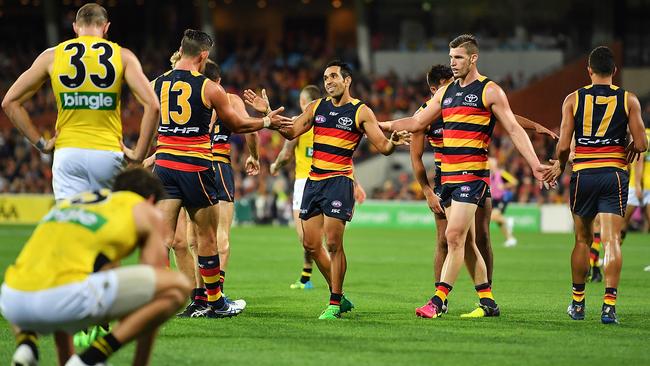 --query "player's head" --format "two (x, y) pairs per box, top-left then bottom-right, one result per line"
(449, 34), (479, 79)
(73, 3), (110, 37)
(179, 29), (213, 72)
(323, 60), (352, 99)
(204, 59), (222, 84)
(588, 46), (616, 77)
(112, 168), (165, 203)
(426, 64), (454, 95)
(300, 85), (320, 112)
